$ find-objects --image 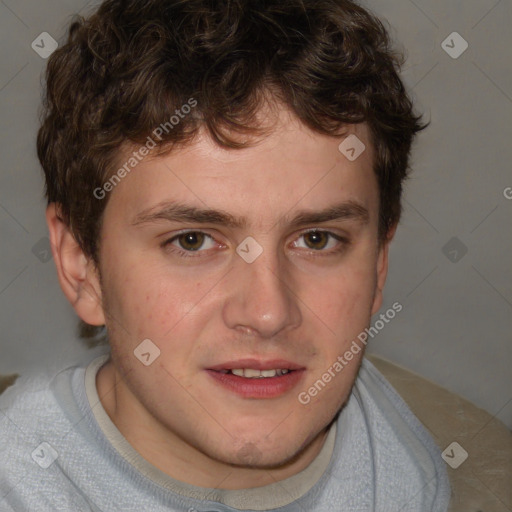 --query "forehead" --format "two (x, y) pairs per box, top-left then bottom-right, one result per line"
(103, 108), (378, 229)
